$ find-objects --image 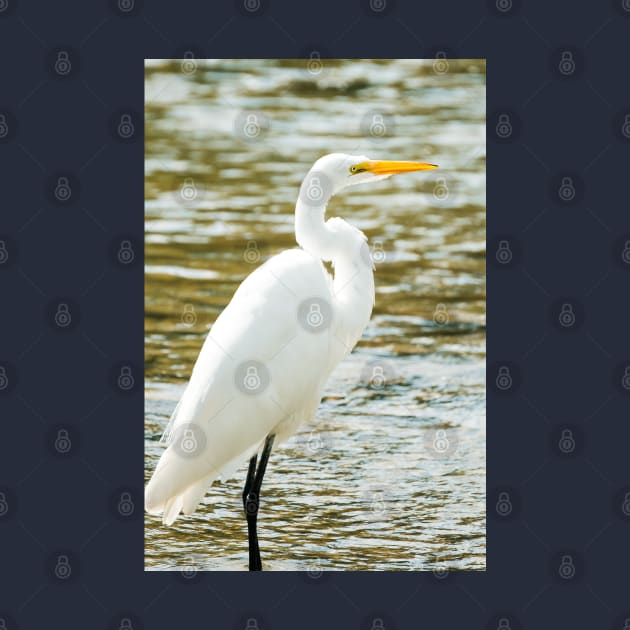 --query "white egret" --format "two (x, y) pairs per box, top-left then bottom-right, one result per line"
(145, 153), (438, 570)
